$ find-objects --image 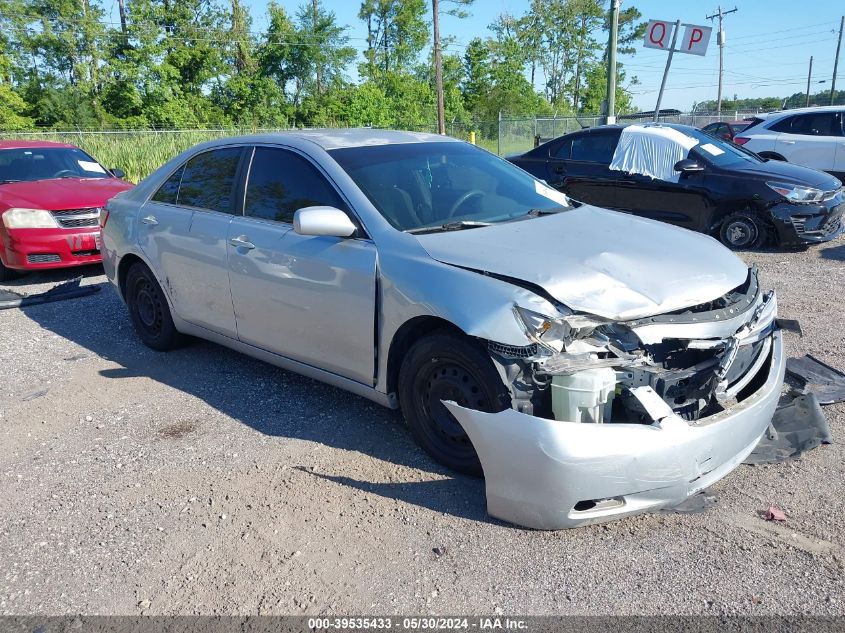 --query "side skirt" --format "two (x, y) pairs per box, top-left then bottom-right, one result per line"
(175, 318), (397, 410)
